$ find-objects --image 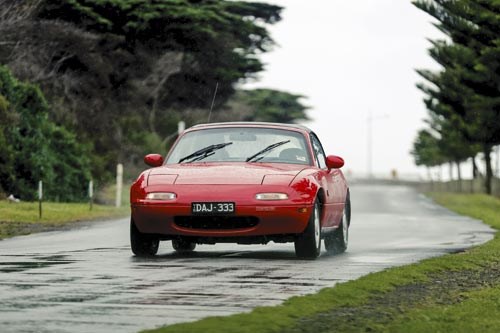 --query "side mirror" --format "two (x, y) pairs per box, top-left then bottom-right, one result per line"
(144, 154), (164, 167)
(326, 155), (344, 169)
